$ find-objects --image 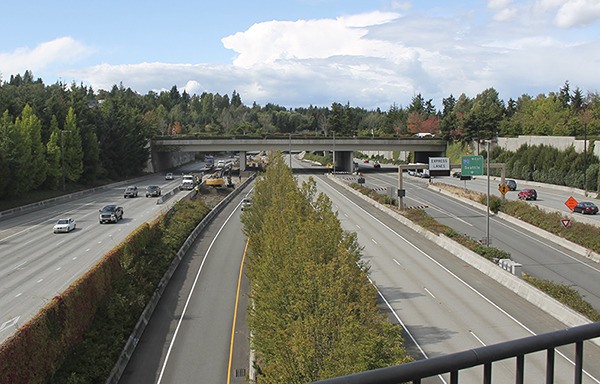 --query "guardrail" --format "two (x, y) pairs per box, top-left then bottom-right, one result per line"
(311, 322), (600, 384)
